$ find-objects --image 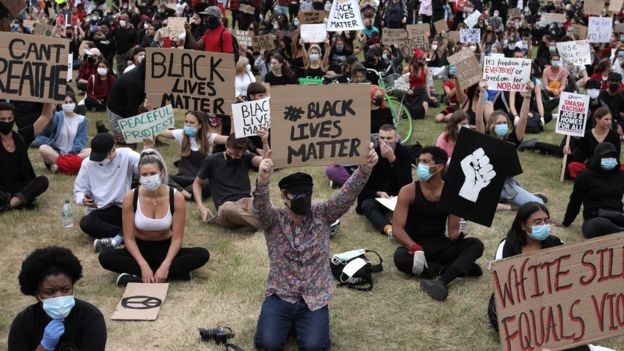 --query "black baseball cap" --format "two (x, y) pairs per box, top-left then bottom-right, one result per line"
(90, 133), (115, 162)
(279, 172), (313, 193)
